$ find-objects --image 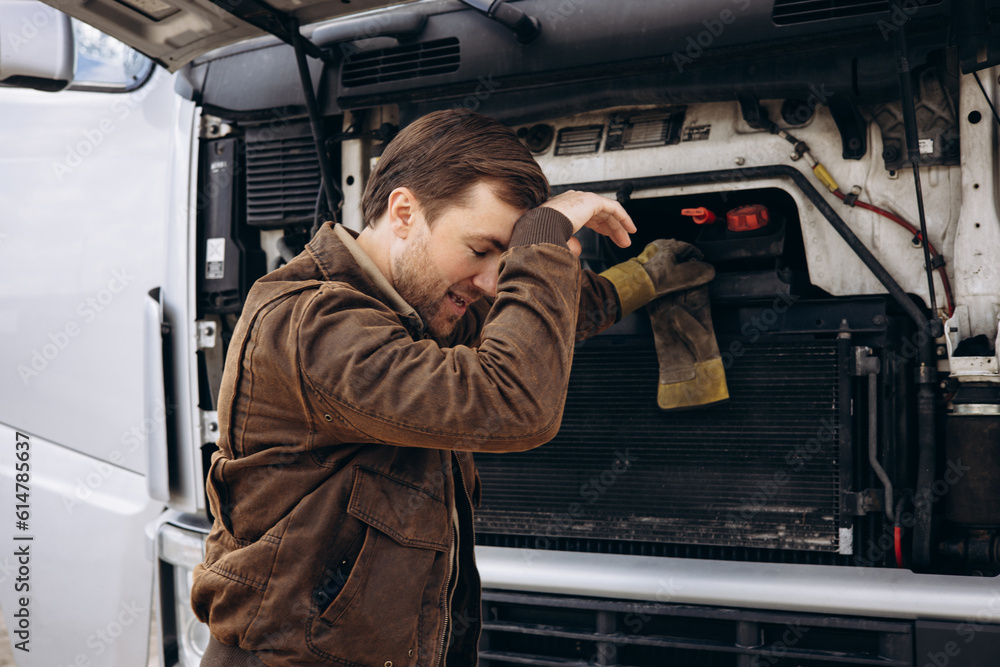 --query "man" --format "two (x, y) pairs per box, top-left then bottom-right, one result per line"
(193, 109), (691, 666)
